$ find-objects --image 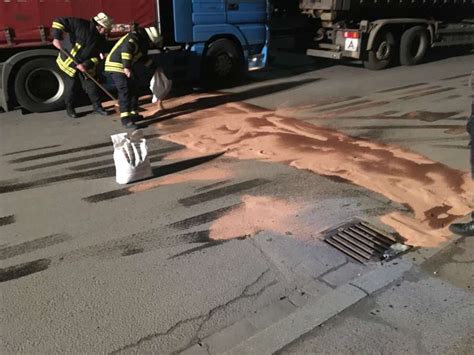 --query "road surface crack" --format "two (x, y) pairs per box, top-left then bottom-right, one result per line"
(112, 269), (275, 354)
(110, 314), (207, 354)
(181, 269), (276, 352)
